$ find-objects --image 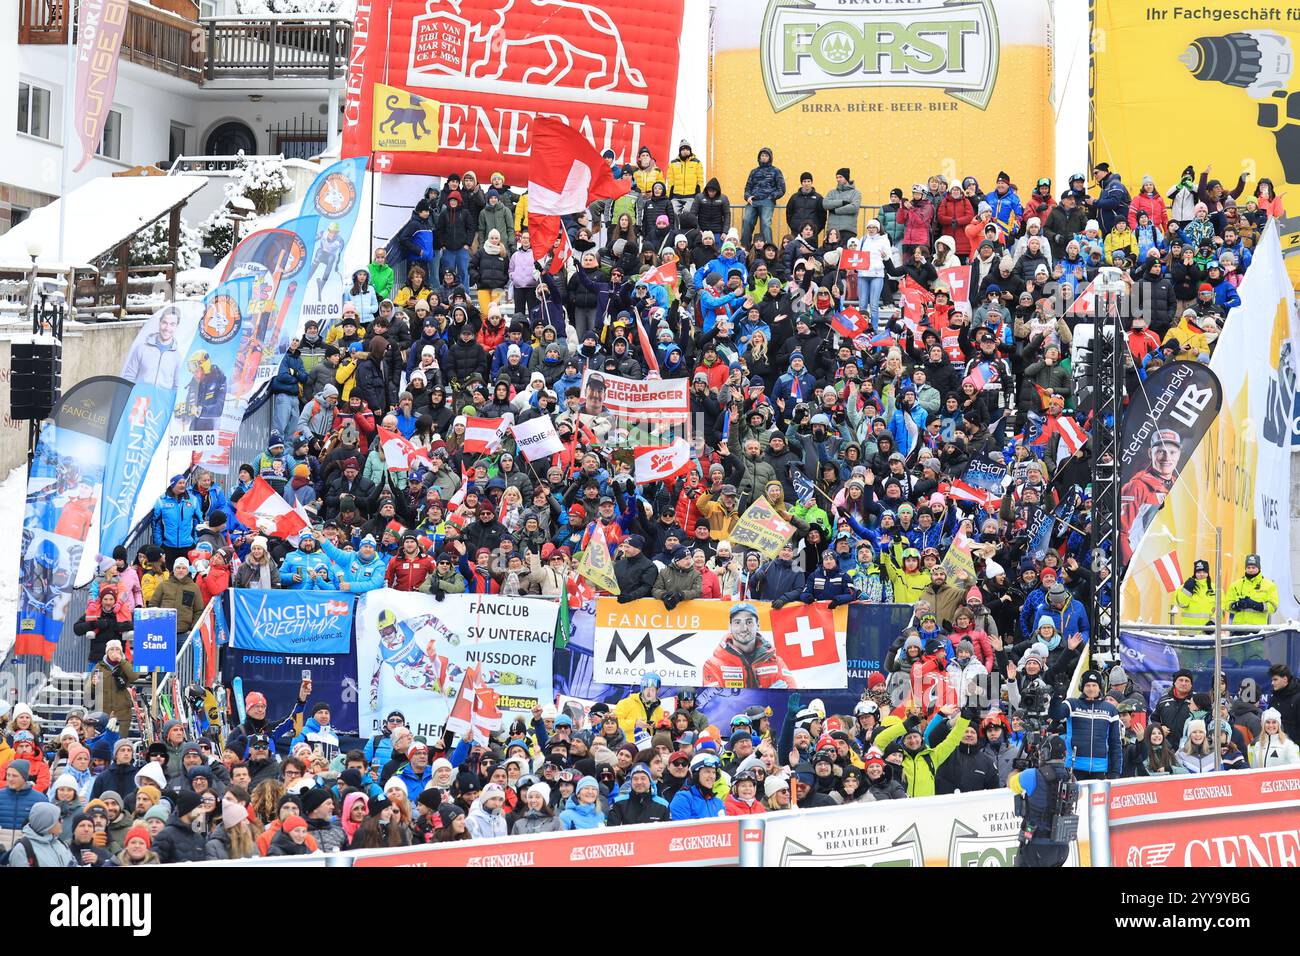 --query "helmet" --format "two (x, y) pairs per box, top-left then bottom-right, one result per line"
(640, 672), (662, 691)
(35, 540), (60, 570)
(677, 688), (696, 703)
(187, 349), (210, 366)
(689, 752), (721, 776)
(376, 609), (397, 630)
(732, 769), (758, 791)
(729, 714), (752, 729)
(85, 711), (109, 729)
(853, 700), (880, 717)
(902, 547), (921, 561)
